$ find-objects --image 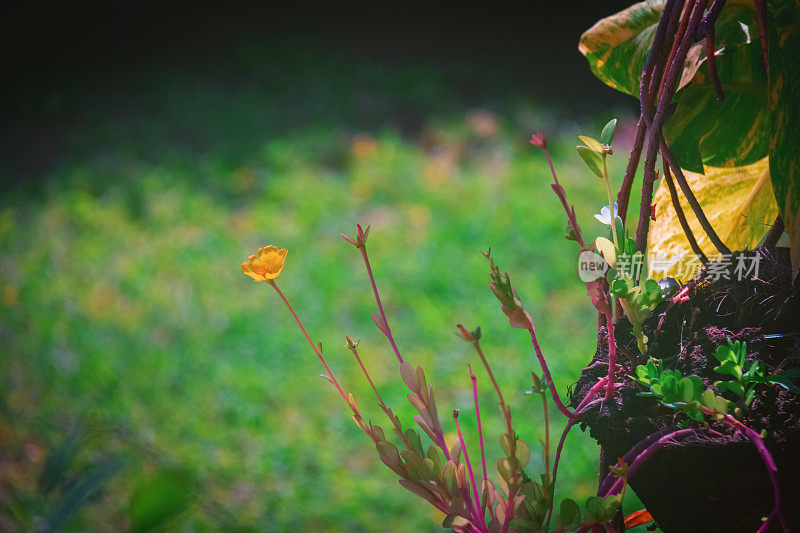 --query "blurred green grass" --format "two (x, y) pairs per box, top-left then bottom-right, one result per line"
(0, 41), (646, 531)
